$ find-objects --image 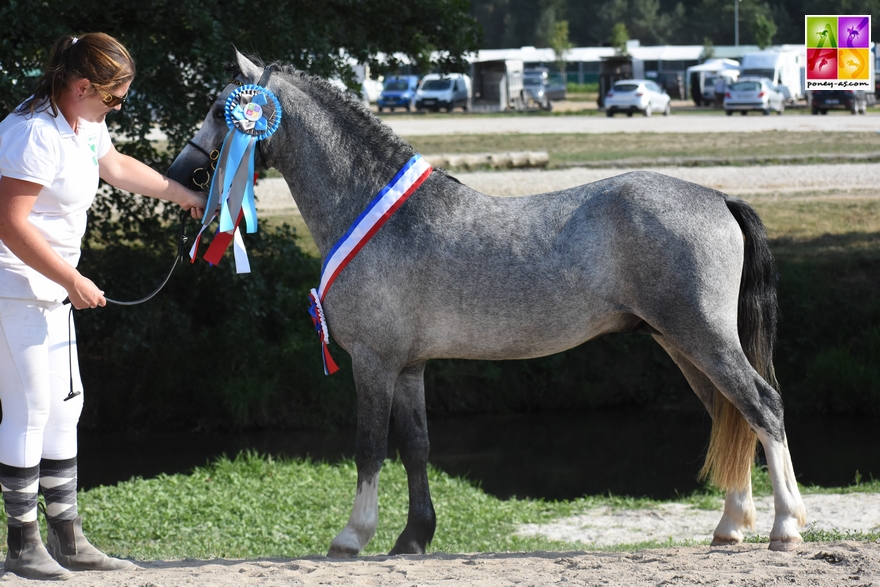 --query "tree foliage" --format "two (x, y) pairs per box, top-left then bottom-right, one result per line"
(1, 0), (481, 168)
(610, 23), (630, 55)
(549, 21), (574, 77)
(471, 0), (880, 49)
(753, 12), (778, 49)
